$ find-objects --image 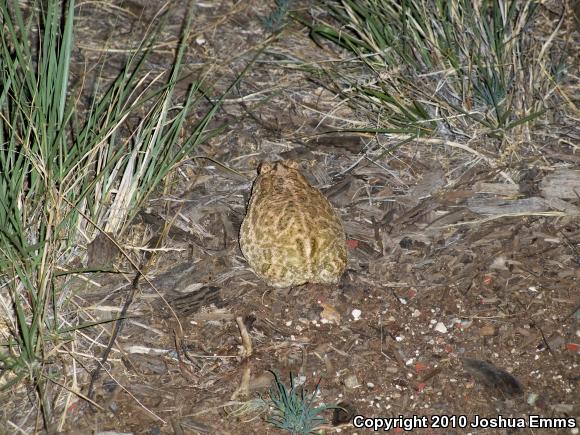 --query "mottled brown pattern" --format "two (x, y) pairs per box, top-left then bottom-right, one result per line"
(239, 160), (347, 288)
